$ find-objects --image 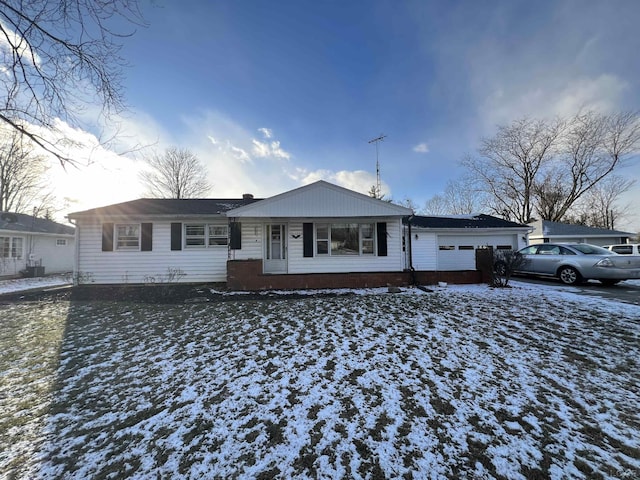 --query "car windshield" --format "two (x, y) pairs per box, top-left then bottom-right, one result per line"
(570, 244), (612, 255)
